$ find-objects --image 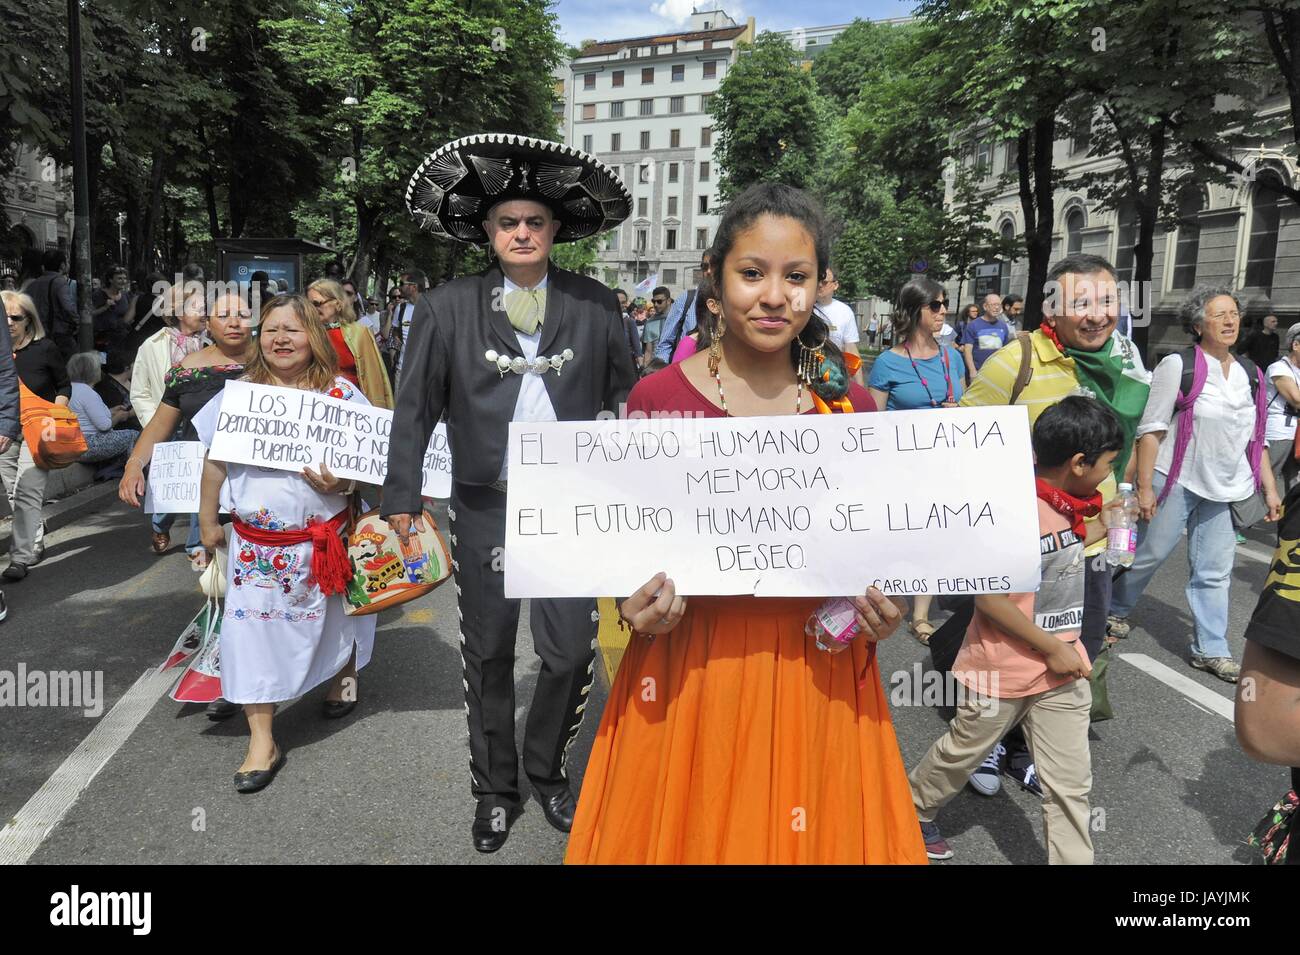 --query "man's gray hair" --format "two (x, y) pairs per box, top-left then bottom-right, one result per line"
(1286, 323), (1300, 351)
(1178, 285), (1240, 341)
(66, 351), (102, 386)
